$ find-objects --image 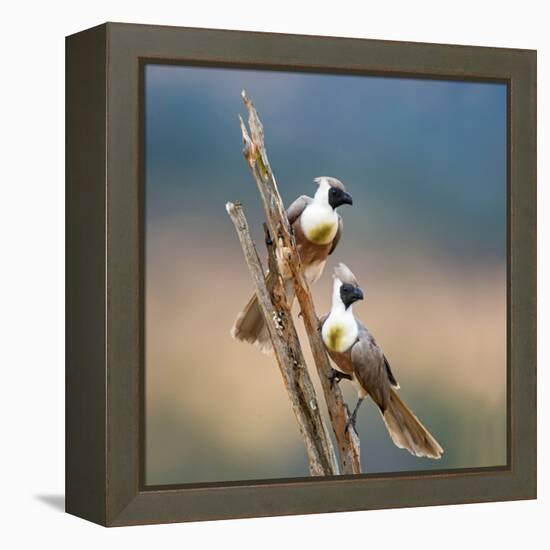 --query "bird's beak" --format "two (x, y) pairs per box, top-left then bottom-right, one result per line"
(352, 287), (364, 302)
(340, 191), (353, 206)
